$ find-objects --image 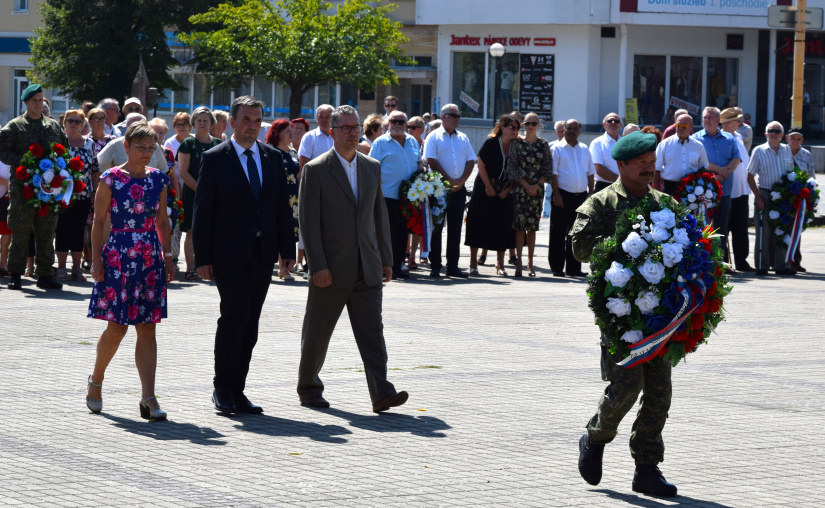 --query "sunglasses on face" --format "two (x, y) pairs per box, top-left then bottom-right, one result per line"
(444, 113), (460, 119)
(174, 123), (188, 128)
(126, 106), (141, 113)
(766, 129), (783, 134)
(605, 119), (621, 124)
(674, 123), (692, 129)
(407, 125), (423, 131)
(523, 121), (538, 127)
(385, 103), (397, 108)
(389, 119), (406, 125)
(65, 118), (83, 125)
(503, 124), (519, 131)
